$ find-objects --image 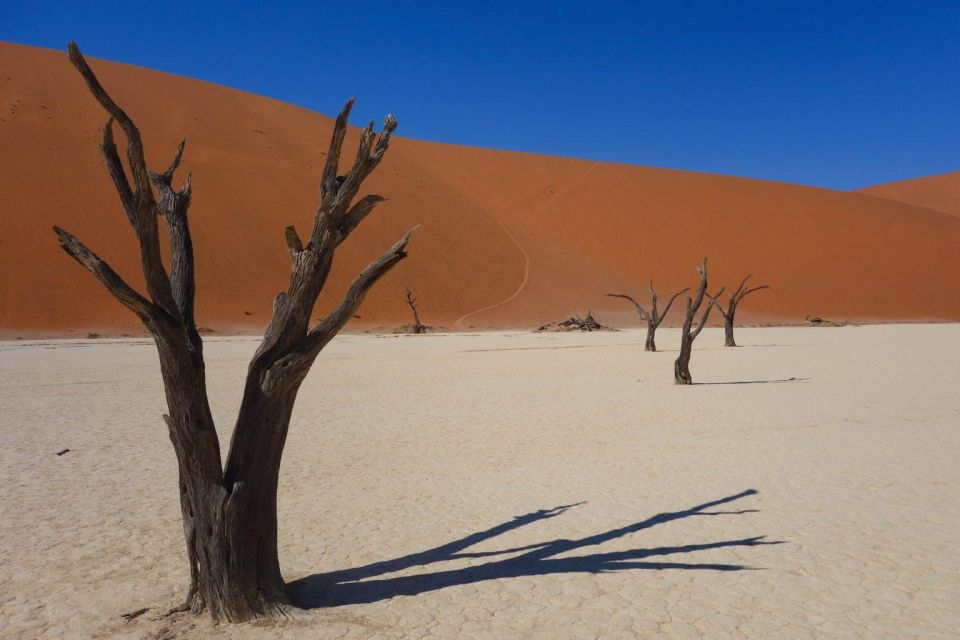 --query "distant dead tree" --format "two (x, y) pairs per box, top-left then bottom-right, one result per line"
(404, 288), (429, 333)
(607, 282), (689, 351)
(53, 43), (414, 622)
(558, 311), (603, 331)
(709, 276), (770, 347)
(674, 259), (724, 385)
